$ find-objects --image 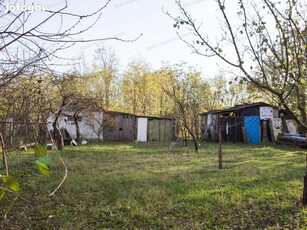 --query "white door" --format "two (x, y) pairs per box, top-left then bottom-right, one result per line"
(137, 117), (148, 142)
